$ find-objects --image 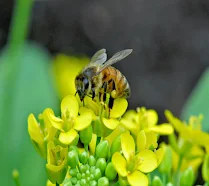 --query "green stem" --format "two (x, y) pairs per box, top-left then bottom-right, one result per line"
(1, 0), (33, 124)
(56, 183), (59, 186)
